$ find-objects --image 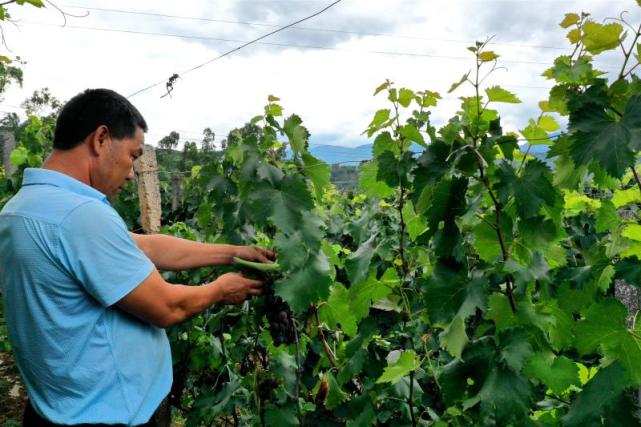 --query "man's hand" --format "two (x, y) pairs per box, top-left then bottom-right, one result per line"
(234, 246), (276, 264)
(214, 272), (264, 305)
